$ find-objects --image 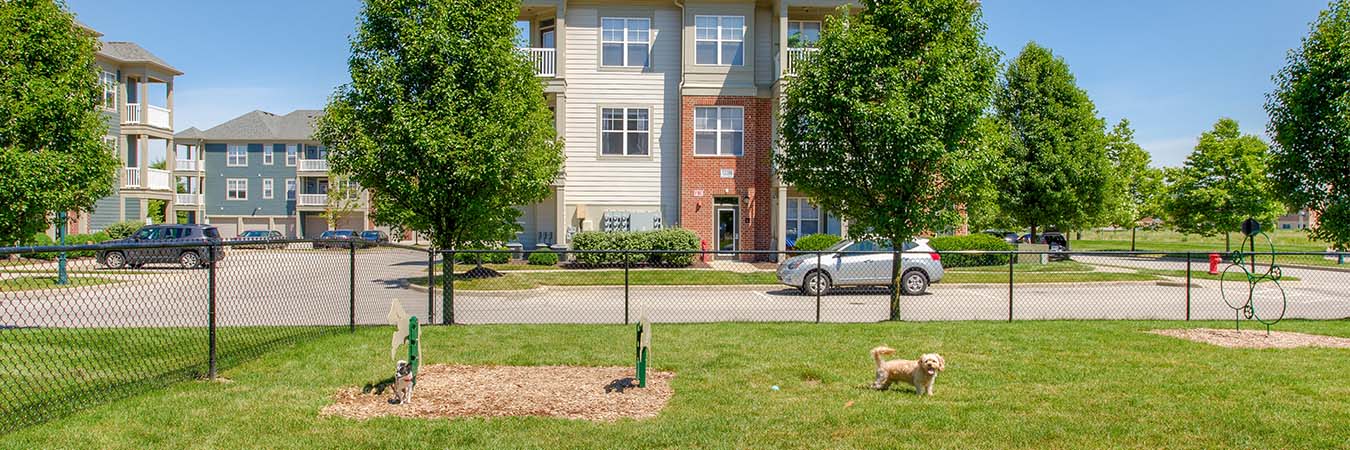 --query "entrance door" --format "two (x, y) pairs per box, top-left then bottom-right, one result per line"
(715, 206), (738, 257)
